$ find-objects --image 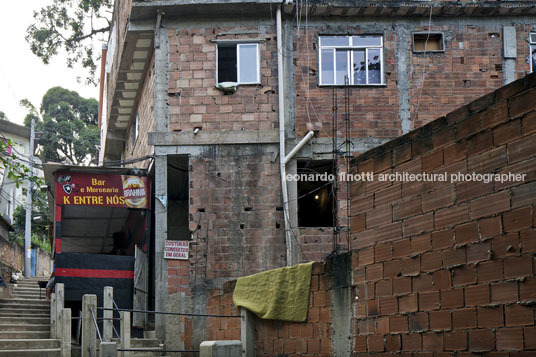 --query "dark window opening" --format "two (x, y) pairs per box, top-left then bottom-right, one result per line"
(413, 33), (444, 52)
(218, 46), (237, 82)
(297, 160), (334, 227)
